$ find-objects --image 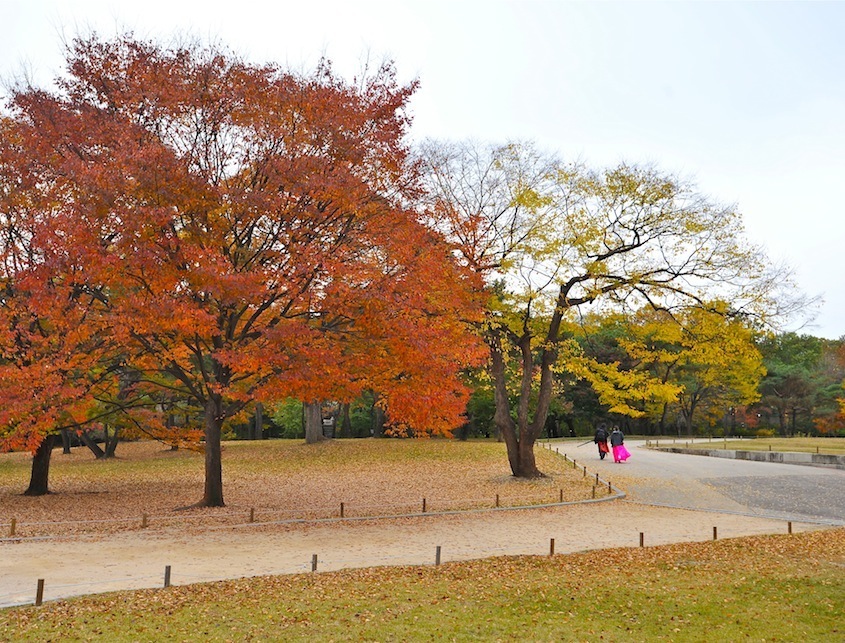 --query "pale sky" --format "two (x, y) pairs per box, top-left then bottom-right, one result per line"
(3, 0), (844, 338)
